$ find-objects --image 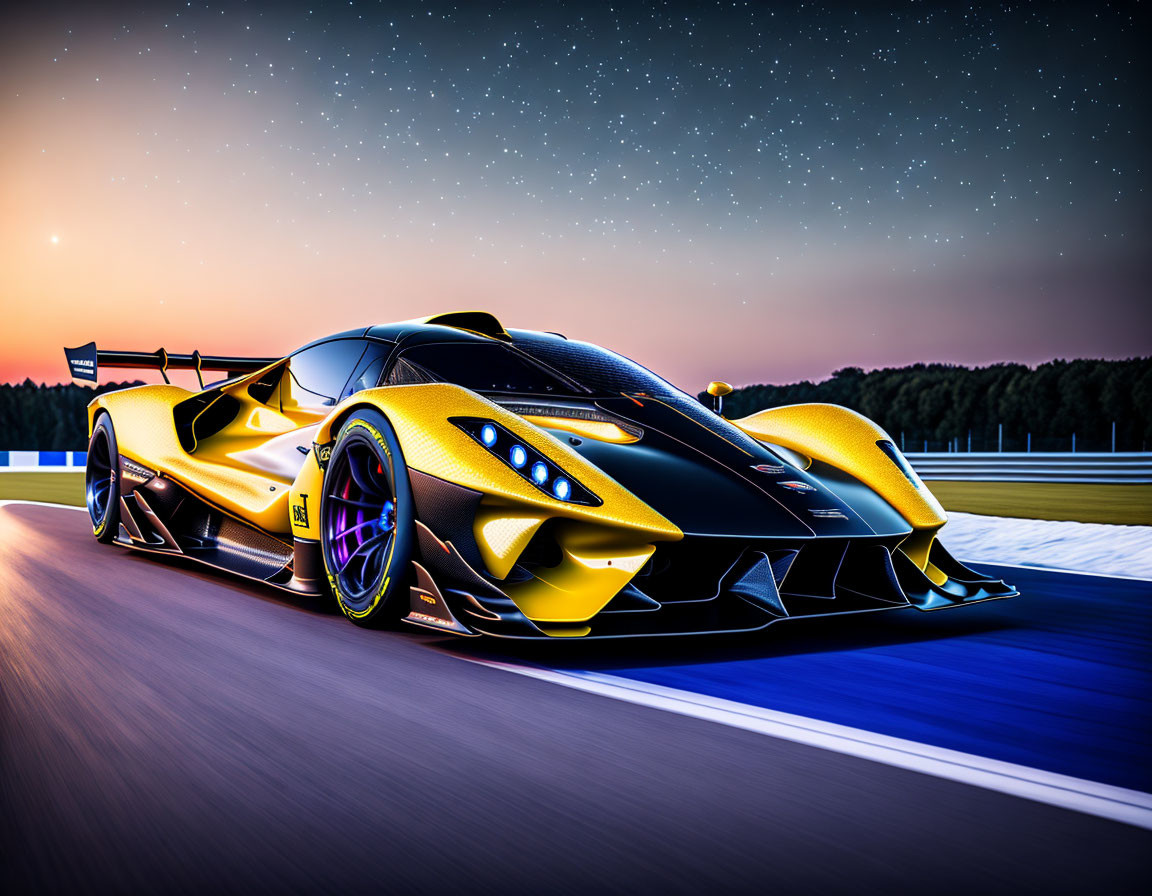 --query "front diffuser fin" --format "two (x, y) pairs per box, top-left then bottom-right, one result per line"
(727, 552), (788, 617)
(404, 562), (476, 635)
(893, 540), (1017, 610)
